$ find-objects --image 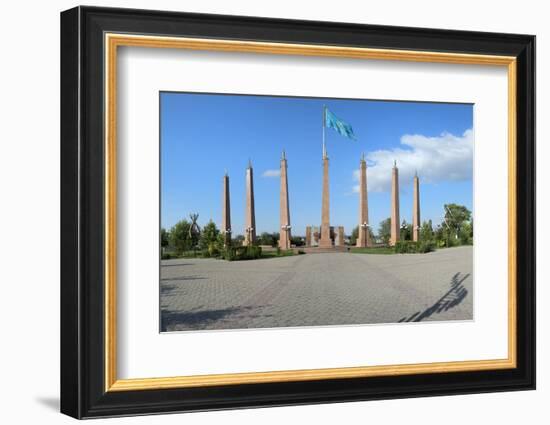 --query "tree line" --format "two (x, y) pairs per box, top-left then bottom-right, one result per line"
(161, 215), (305, 259)
(162, 203), (472, 258)
(349, 203), (473, 247)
